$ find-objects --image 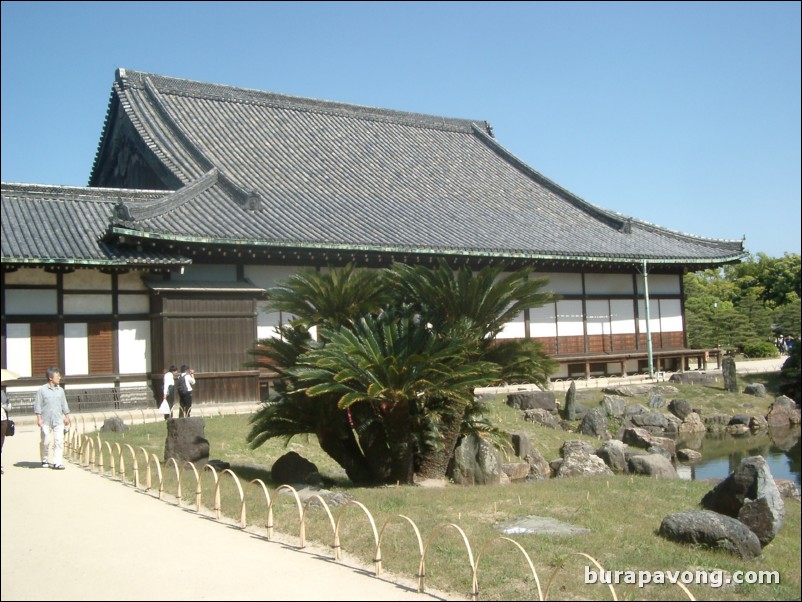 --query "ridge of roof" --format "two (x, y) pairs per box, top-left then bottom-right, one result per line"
(1, 181), (167, 200)
(117, 68), (491, 135)
(113, 169), (219, 222)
